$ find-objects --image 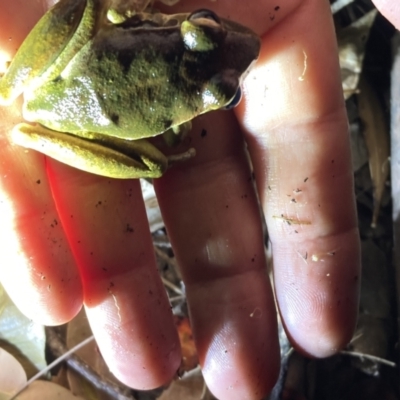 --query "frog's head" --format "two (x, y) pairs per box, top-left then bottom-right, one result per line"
(179, 9), (260, 112)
